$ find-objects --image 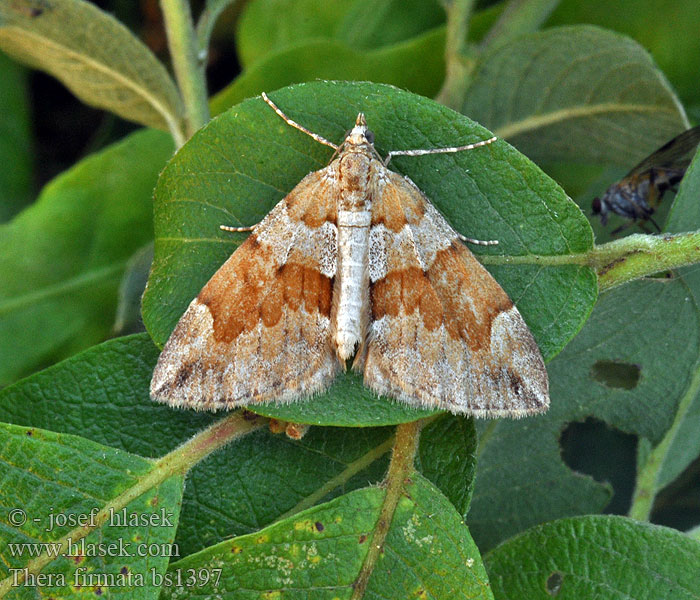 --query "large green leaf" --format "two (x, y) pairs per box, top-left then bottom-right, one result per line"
(469, 273), (700, 550)
(0, 129), (173, 386)
(654, 145), (700, 490)
(484, 515), (700, 599)
(210, 30), (447, 116)
(143, 81), (595, 426)
(548, 0), (700, 108)
(236, 0), (444, 68)
(0, 422), (183, 599)
(0, 334), (476, 558)
(0, 334), (216, 457)
(619, 145), (700, 522)
(417, 414), (478, 516)
(0, 0), (183, 136)
(162, 473), (494, 600)
(469, 139), (700, 548)
(463, 25), (688, 166)
(0, 51), (32, 222)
